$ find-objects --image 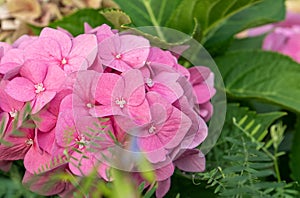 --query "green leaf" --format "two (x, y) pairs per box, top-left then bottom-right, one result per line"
(215, 51), (300, 113)
(290, 117), (300, 183)
(32, 9), (112, 36)
(100, 9), (131, 30)
(205, 0), (285, 55)
(228, 35), (265, 52)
